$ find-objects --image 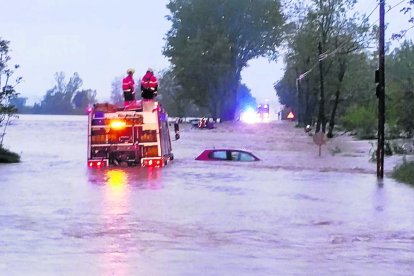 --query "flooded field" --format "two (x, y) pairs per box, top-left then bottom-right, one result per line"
(0, 115), (413, 275)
